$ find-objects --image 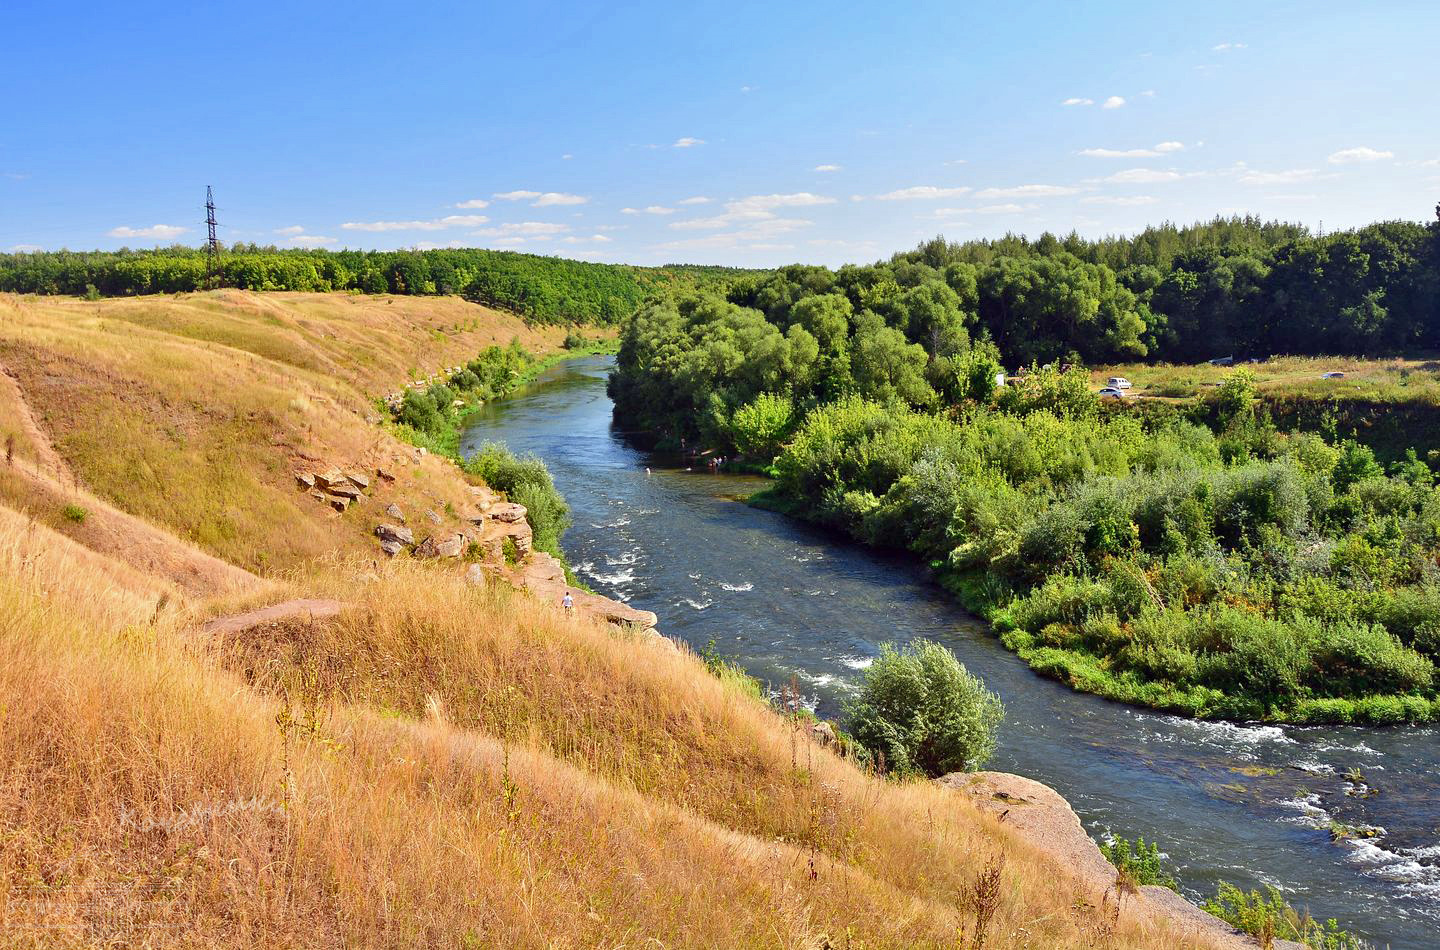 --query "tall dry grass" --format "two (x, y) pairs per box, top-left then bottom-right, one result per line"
(0, 548), (1225, 948)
